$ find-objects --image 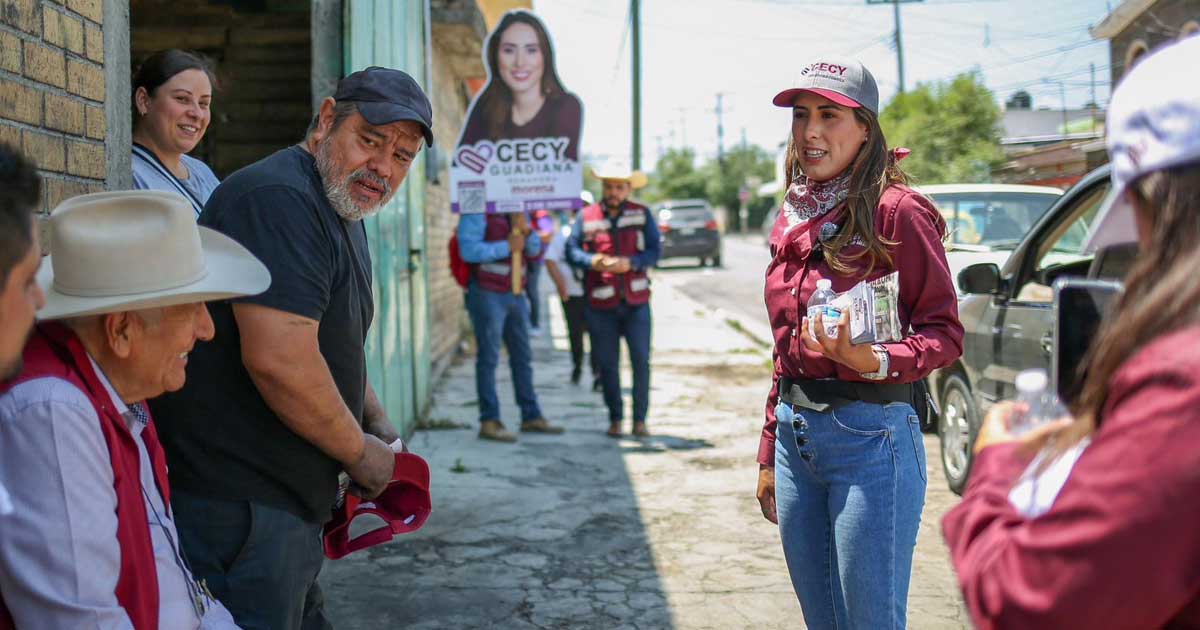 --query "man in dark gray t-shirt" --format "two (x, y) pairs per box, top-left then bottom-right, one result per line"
(149, 67), (434, 630)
